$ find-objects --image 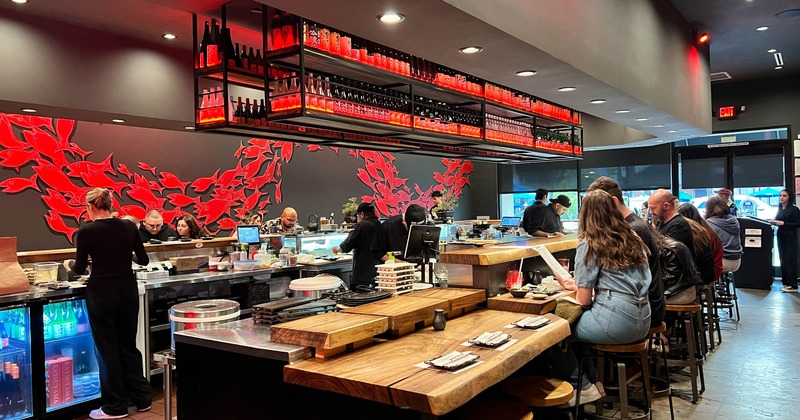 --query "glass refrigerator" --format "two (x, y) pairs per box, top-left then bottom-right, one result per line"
(0, 305), (33, 420)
